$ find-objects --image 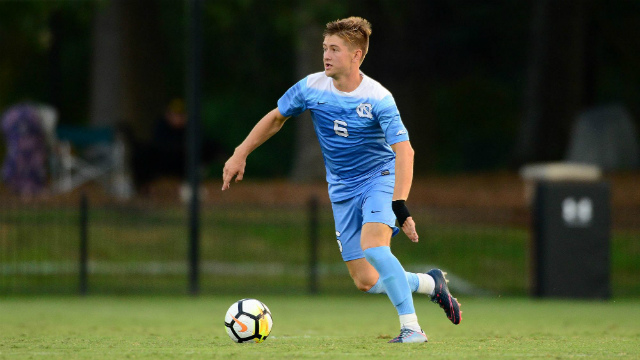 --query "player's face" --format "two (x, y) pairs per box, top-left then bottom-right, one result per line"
(323, 35), (357, 78)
